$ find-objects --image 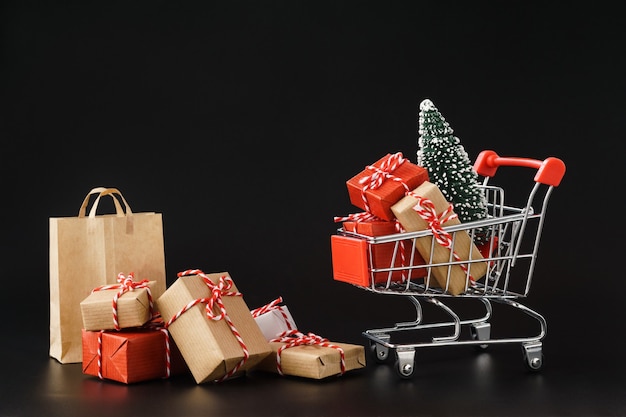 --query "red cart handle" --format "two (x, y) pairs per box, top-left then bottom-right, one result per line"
(473, 150), (566, 187)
